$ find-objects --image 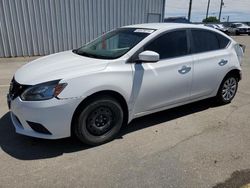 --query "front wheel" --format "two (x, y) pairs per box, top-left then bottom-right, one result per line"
(74, 96), (124, 146)
(216, 76), (238, 105)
